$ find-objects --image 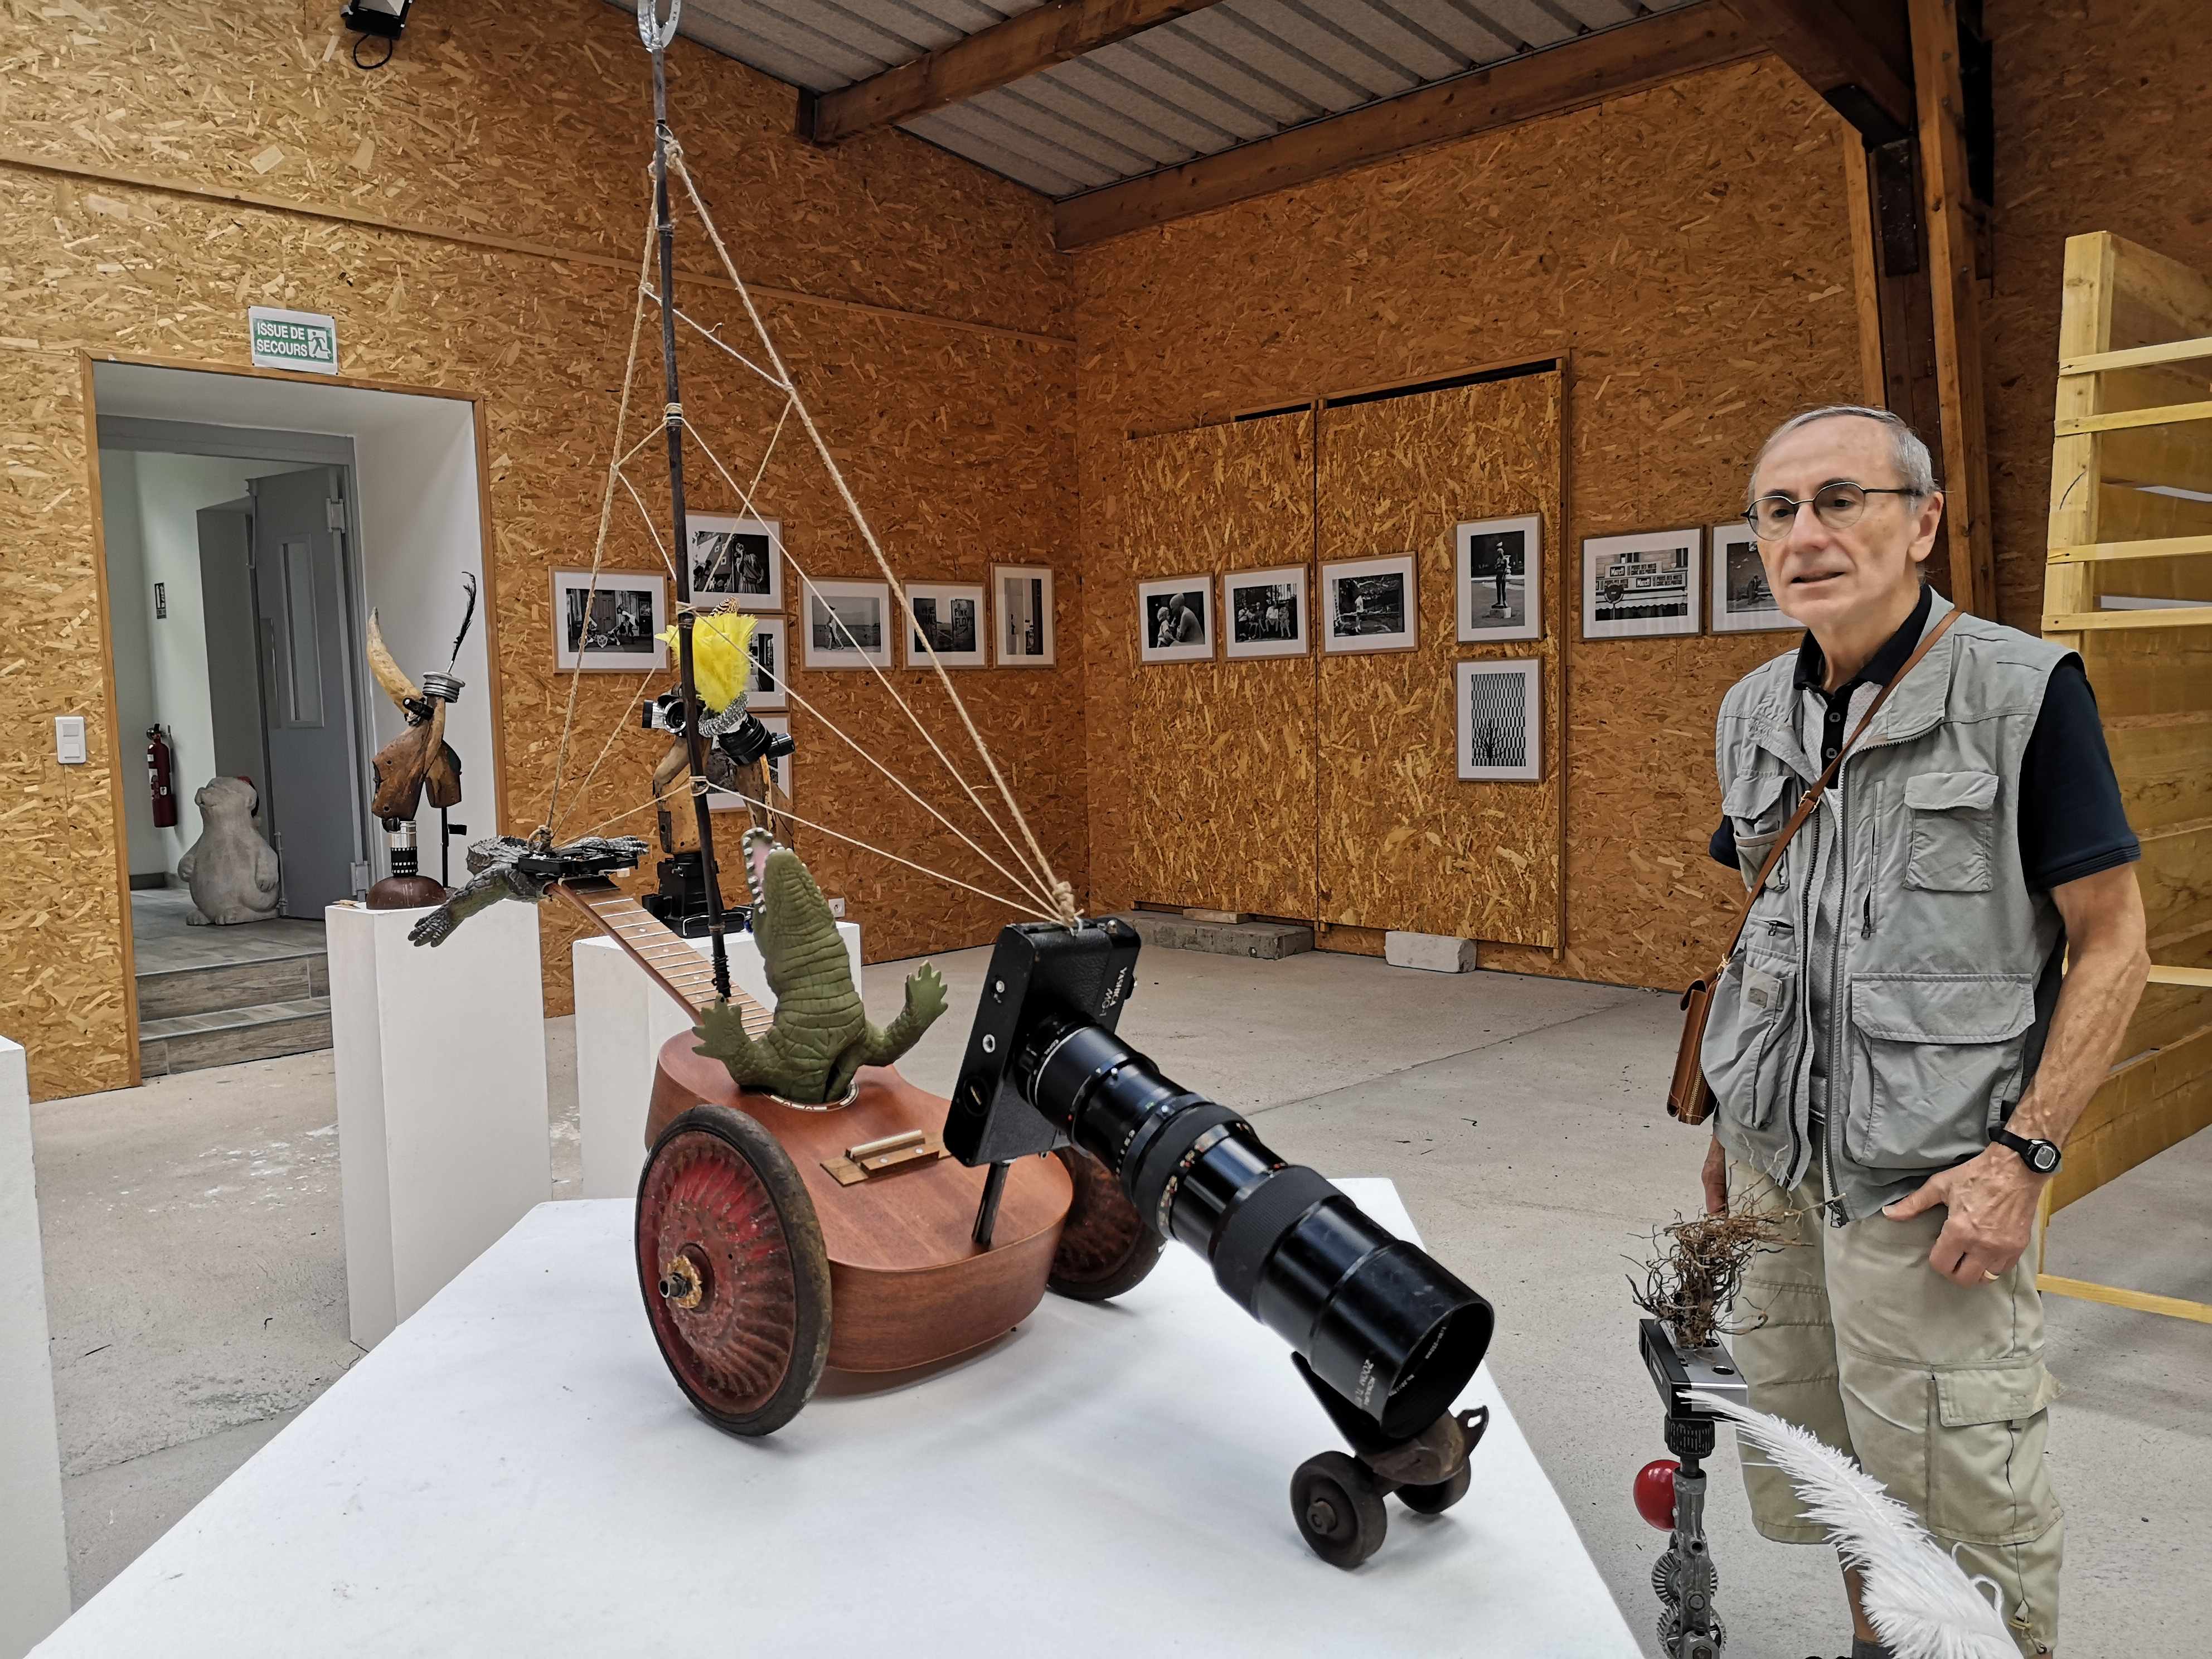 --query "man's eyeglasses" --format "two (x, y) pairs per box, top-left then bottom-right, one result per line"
(1744, 481), (1924, 541)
